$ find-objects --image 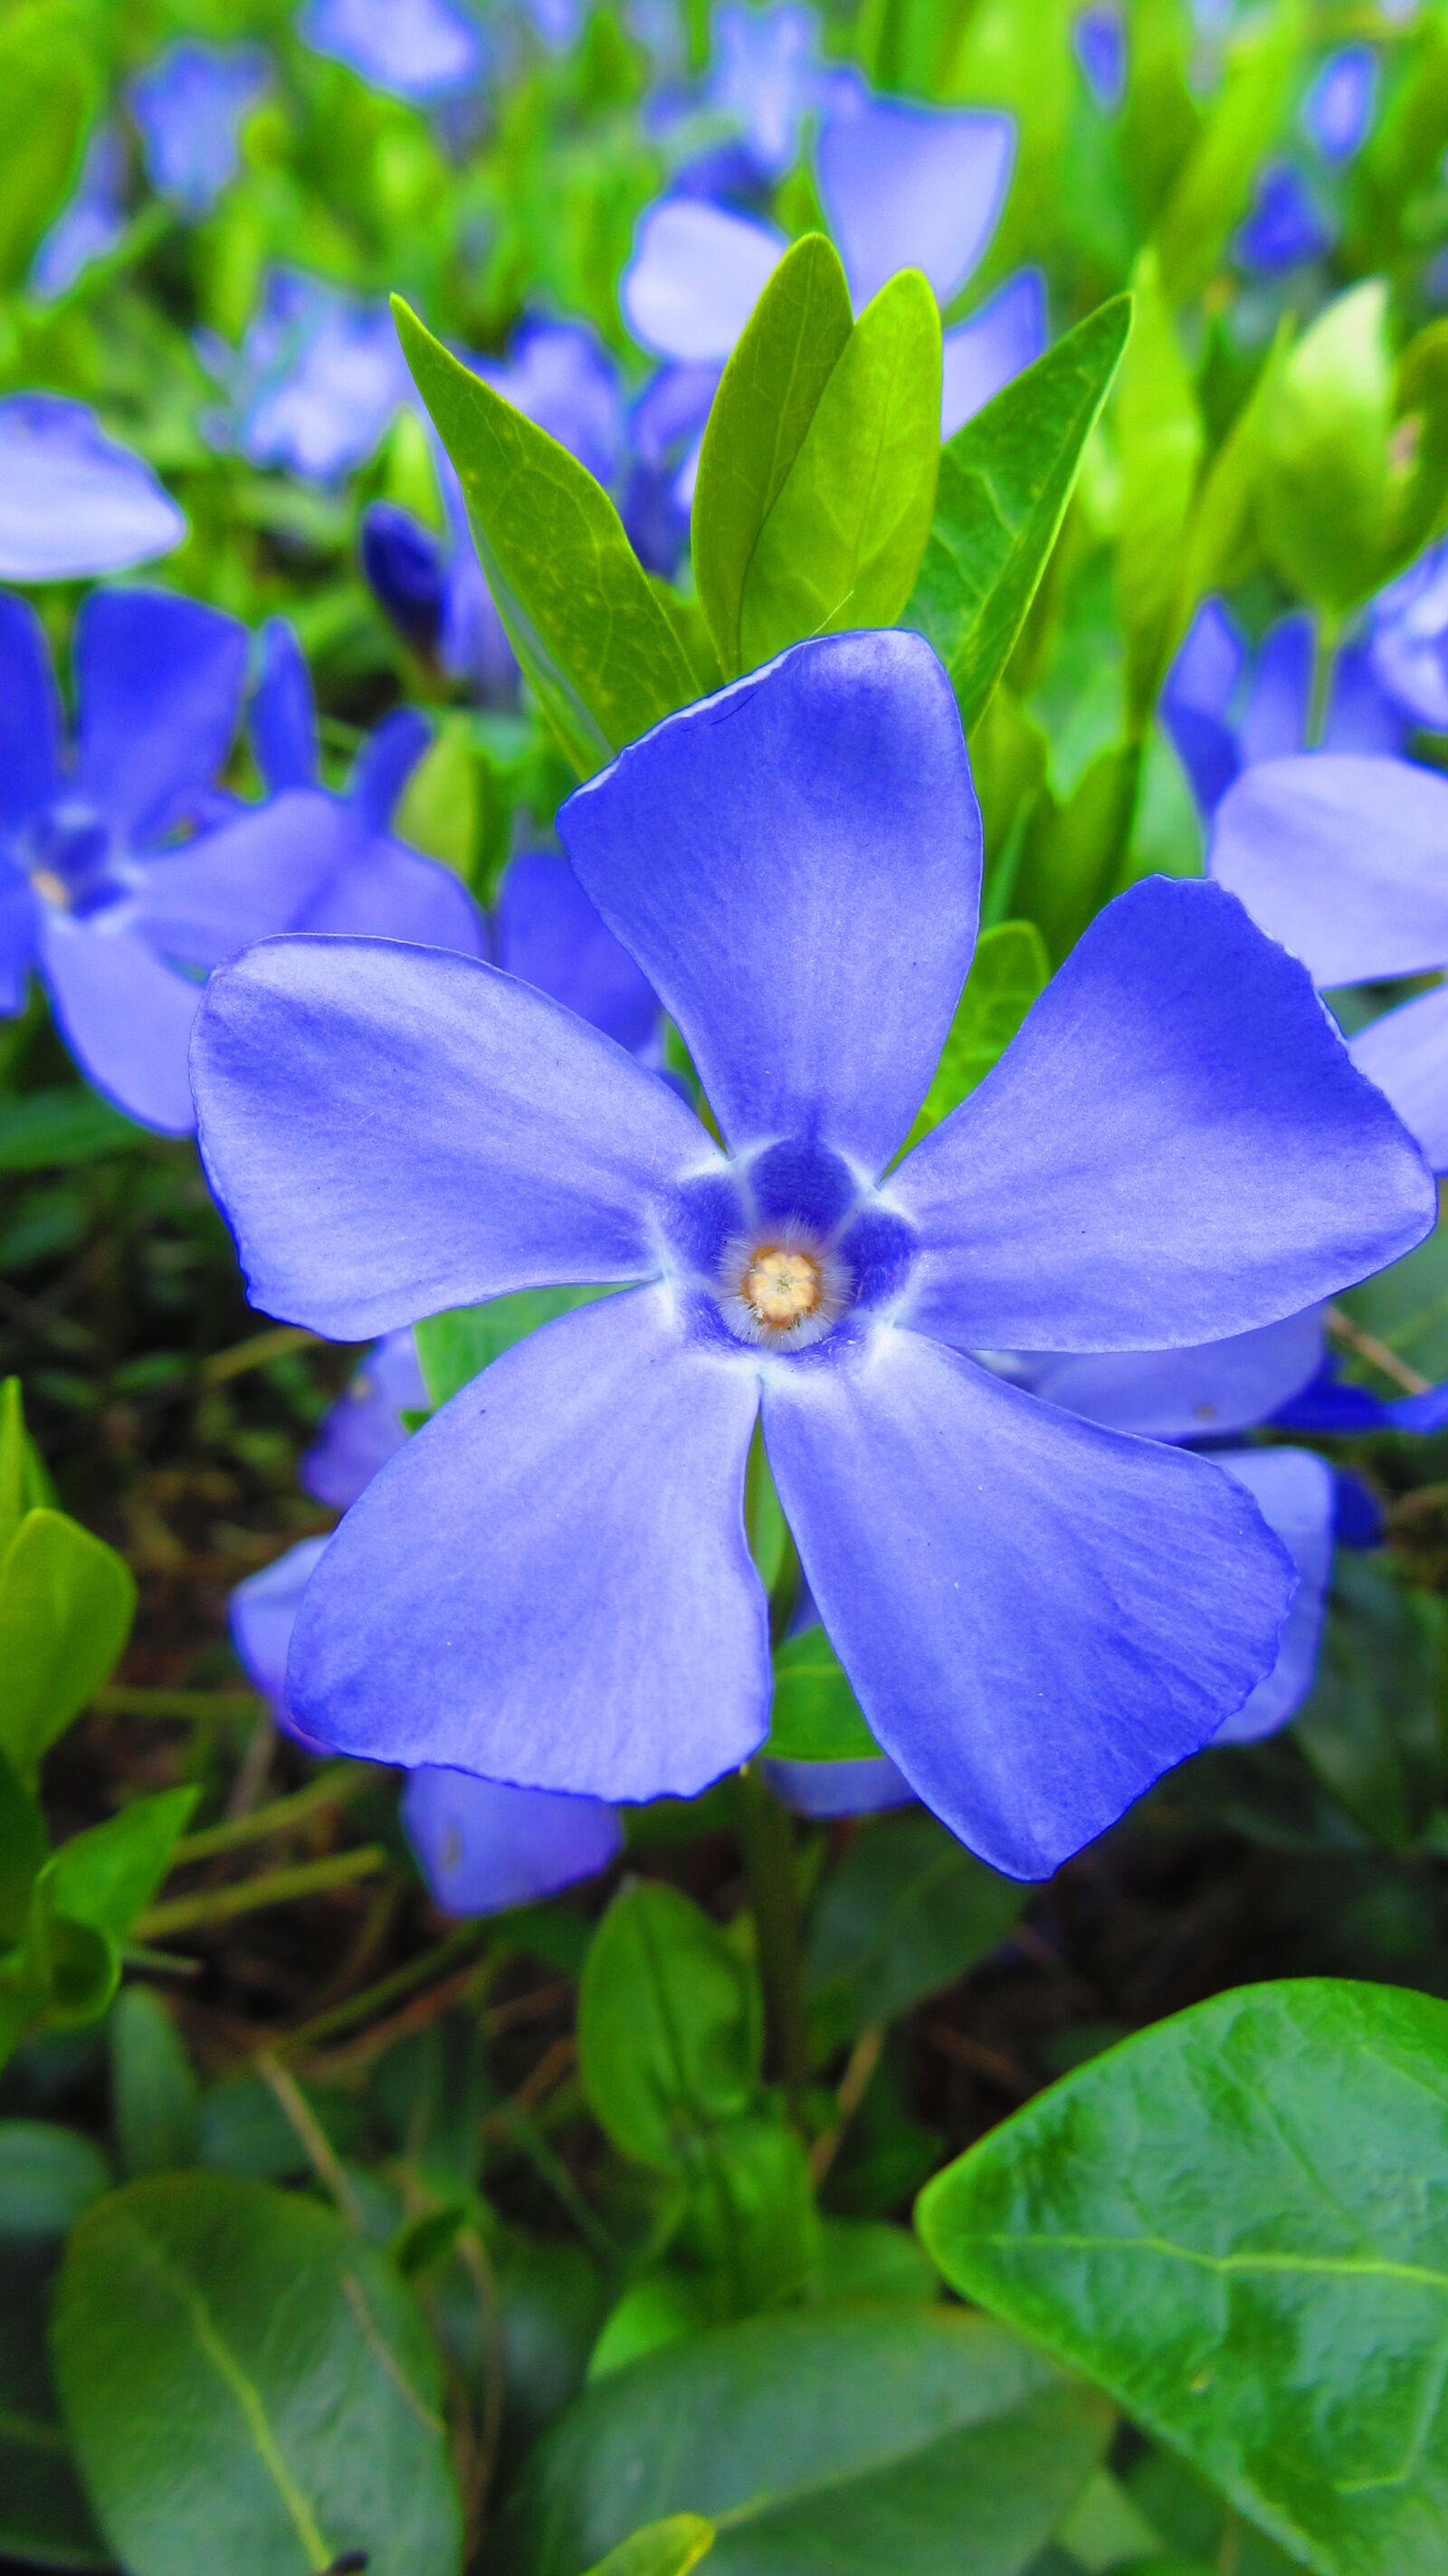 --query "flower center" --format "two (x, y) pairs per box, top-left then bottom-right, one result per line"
(30, 867), (70, 910)
(744, 1246), (822, 1329)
